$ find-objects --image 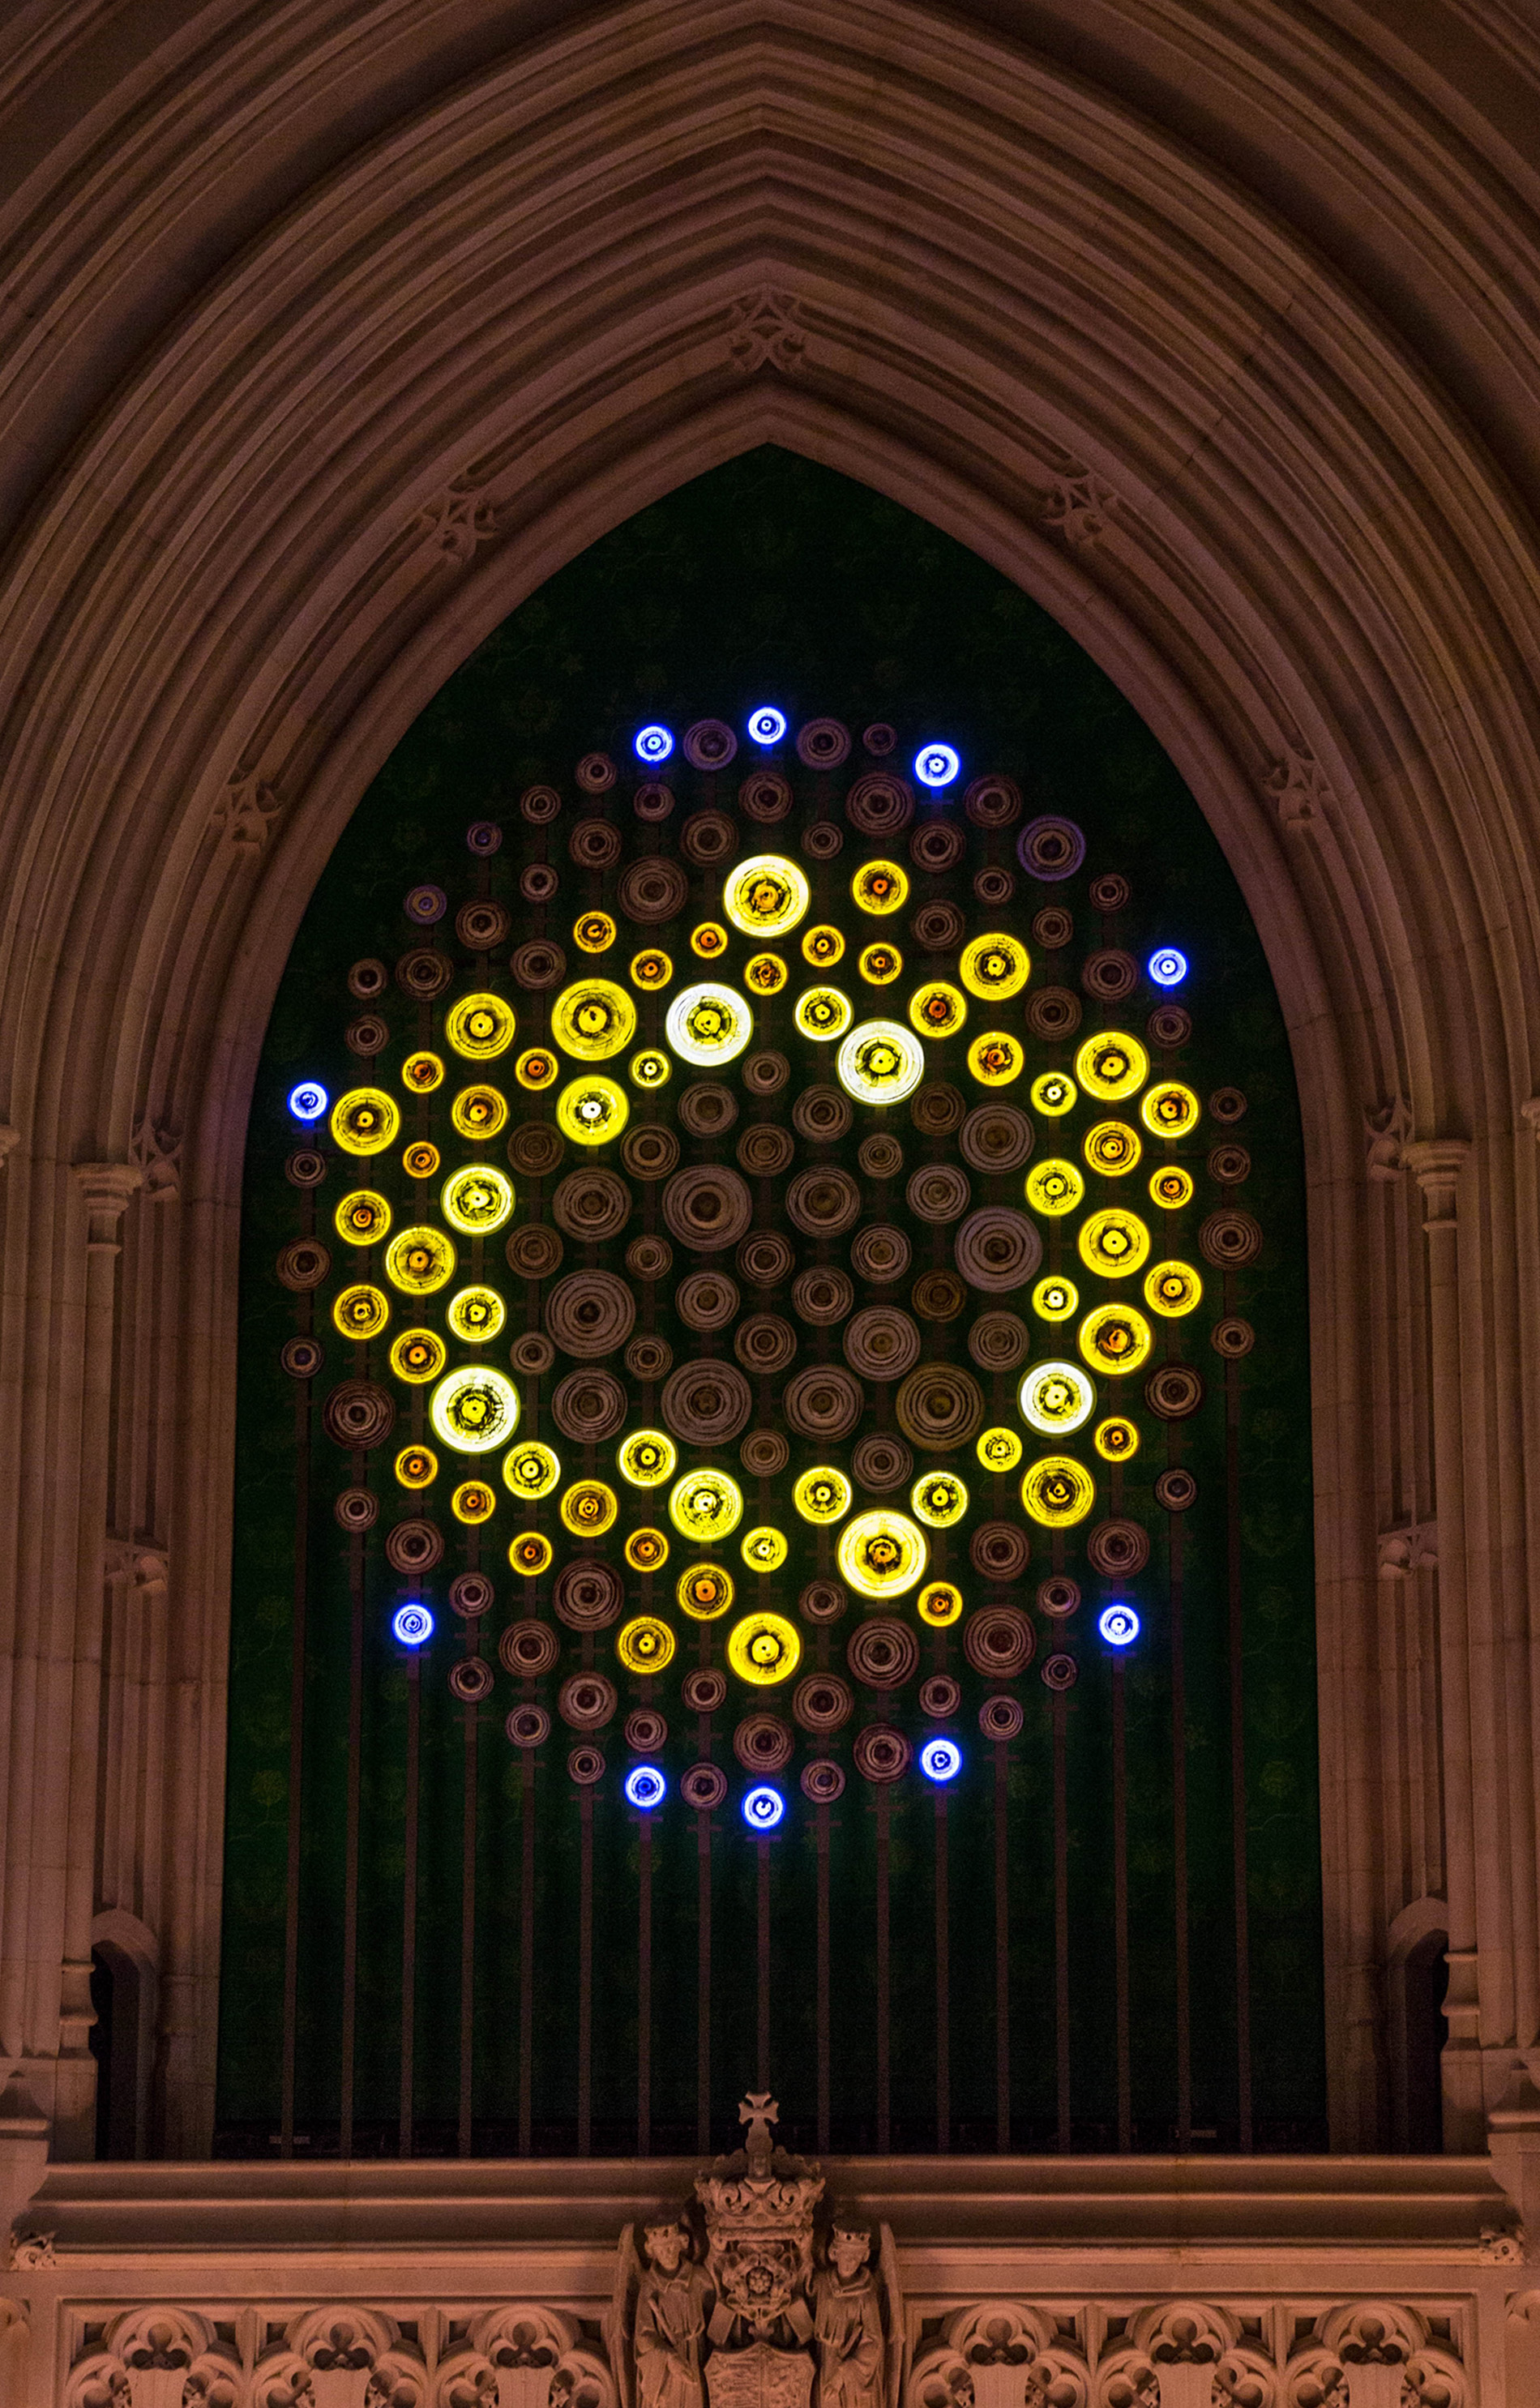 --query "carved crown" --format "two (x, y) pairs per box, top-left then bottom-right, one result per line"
(694, 2094), (825, 2241)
